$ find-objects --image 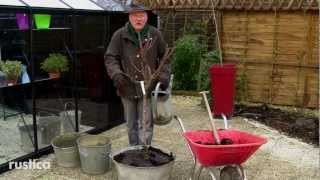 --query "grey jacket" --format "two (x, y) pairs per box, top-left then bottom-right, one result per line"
(104, 23), (170, 98)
